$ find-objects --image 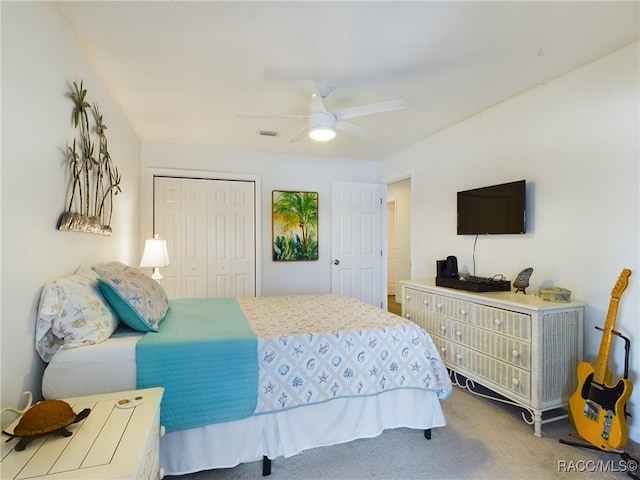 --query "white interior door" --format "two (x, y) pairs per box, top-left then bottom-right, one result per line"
(331, 181), (385, 308)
